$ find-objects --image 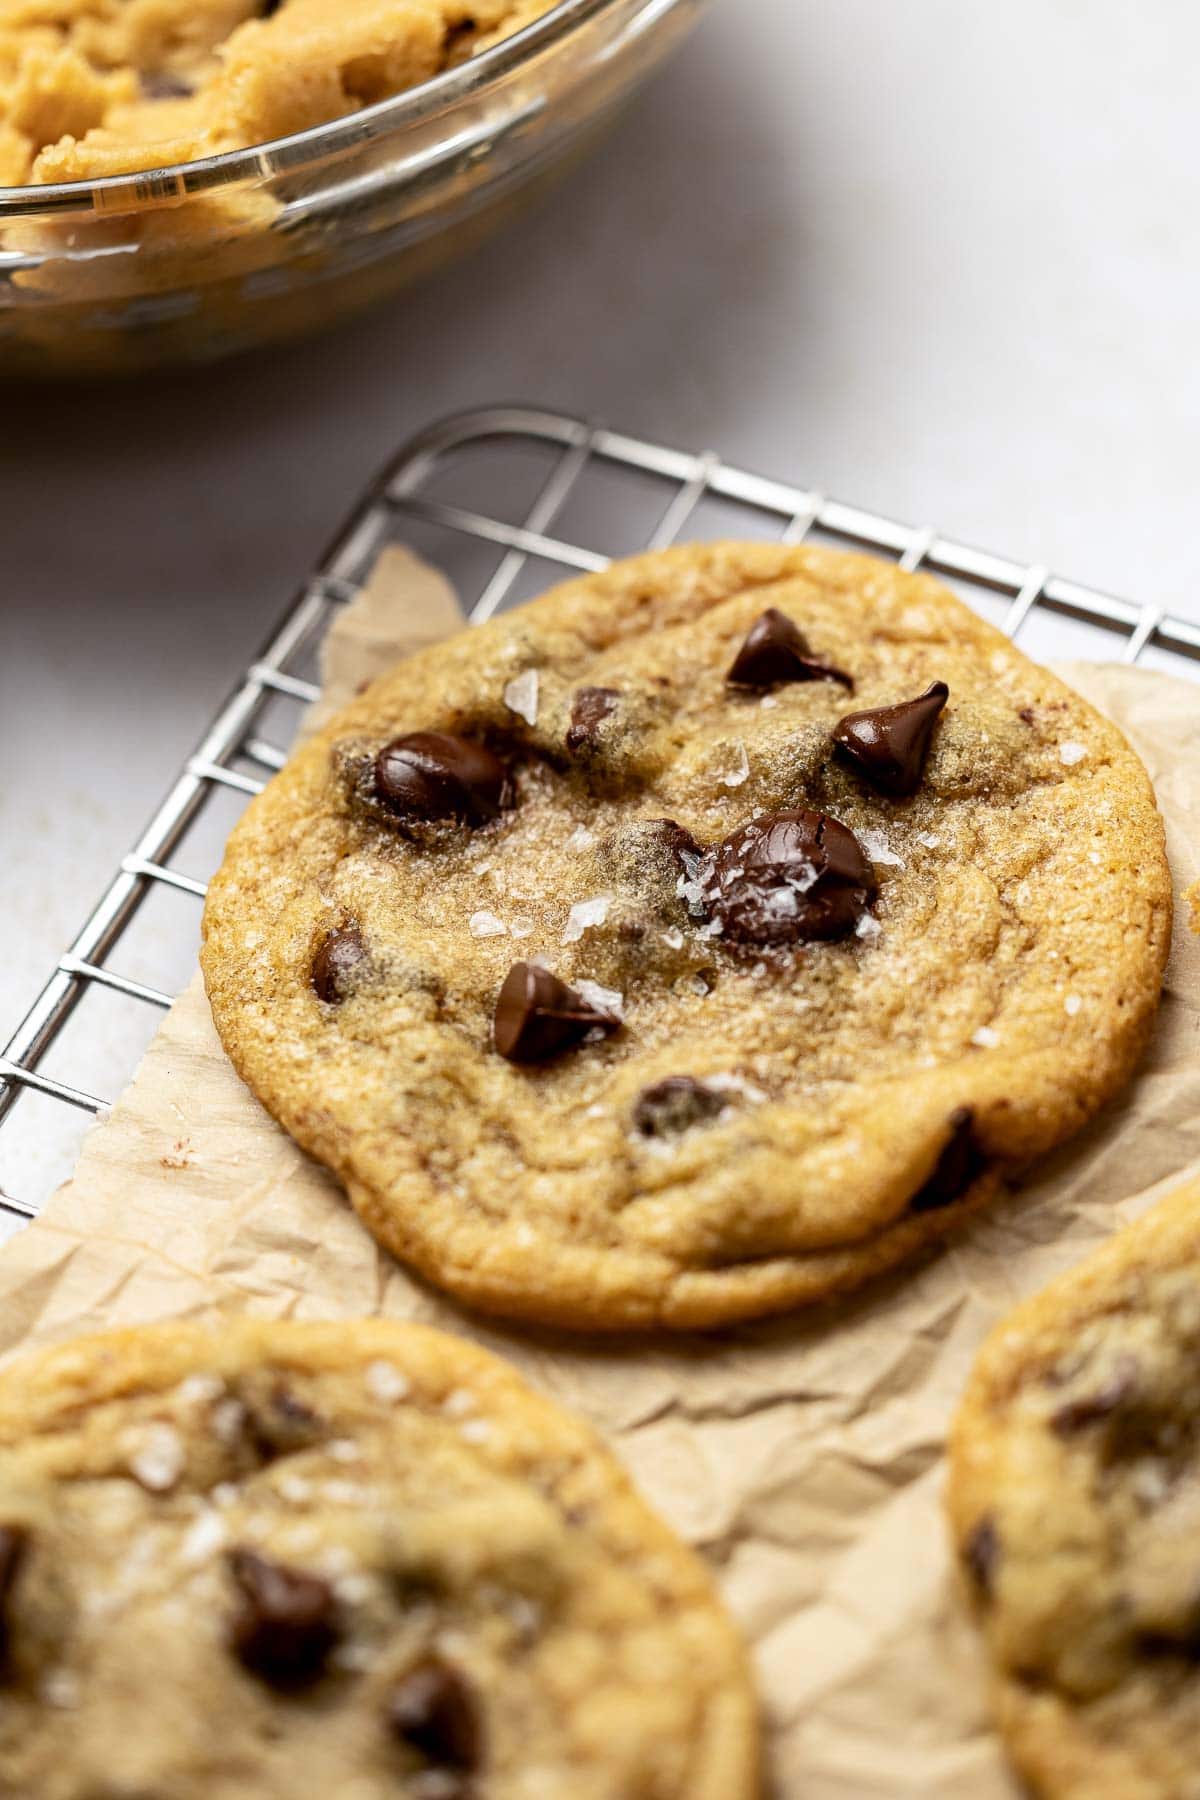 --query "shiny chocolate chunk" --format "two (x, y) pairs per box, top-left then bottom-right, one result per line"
(388, 1657), (482, 1772)
(0, 1525), (28, 1669)
(228, 1549), (339, 1687)
(832, 681), (949, 797)
(909, 1107), (983, 1213)
(694, 810), (875, 947)
(374, 732), (512, 824)
(726, 608), (853, 691)
(633, 1077), (727, 1137)
(566, 687), (619, 751)
(493, 963), (619, 1064)
(311, 926), (367, 1003)
(963, 1516), (1000, 1599)
(1050, 1353), (1139, 1436)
